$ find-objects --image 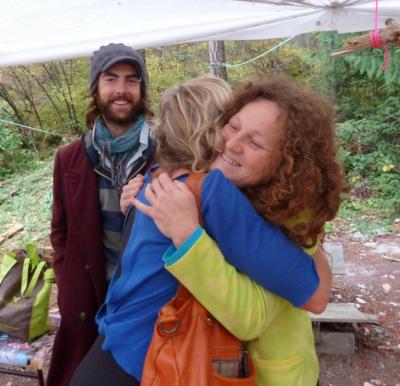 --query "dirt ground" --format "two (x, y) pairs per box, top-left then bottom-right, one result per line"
(0, 233), (399, 386)
(319, 233), (400, 386)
